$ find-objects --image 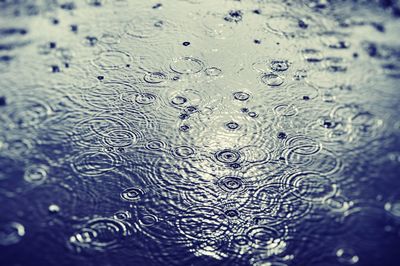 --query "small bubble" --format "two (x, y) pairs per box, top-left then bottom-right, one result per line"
(51, 65), (60, 73)
(97, 75), (104, 80)
(233, 91), (250, 101)
(254, 39), (261, 44)
(182, 41), (190, 46)
(277, 132), (287, 139)
(180, 124), (190, 132)
(298, 19), (308, 29)
(171, 96), (188, 106)
(70, 24), (78, 33)
(253, 9), (261, 15)
(225, 209), (239, 217)
(241, 108), (249, 113)
(248, 112), (258, 118)
(48, 204), (60, 214)
(225, 121), (240, 130)
(271, 60), (289, 71)
(49, 42), (56, 49)
(152, 3), (162, 9)
(224, 10), (243, 23)
(336, 248), (359, 264)
(303, 95), (310, 101)
(0, 96), (6, 106)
